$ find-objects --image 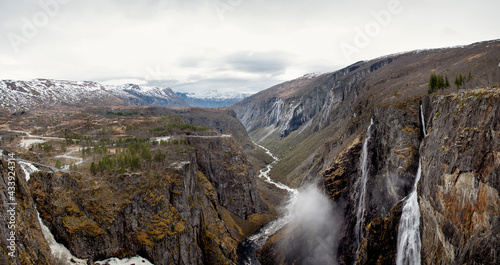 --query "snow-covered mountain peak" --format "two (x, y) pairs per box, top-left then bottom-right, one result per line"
(298, 72), (324, 80)
(181, 89), (254, 100)
(0, 79), (189, 111)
